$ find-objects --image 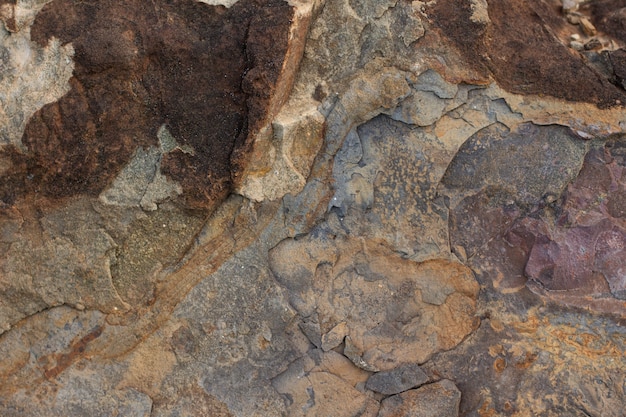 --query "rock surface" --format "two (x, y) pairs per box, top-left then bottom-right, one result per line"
(378, 380), (461, 417)
(1, 0), (626, 416)
(365, 363), (429, 395)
